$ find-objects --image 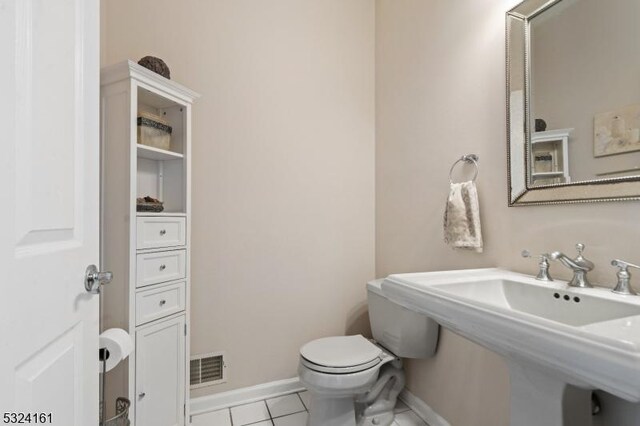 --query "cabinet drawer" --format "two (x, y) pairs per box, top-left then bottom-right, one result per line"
(137, 216), (186, 250)
(136, 281), (186, 326)
(136, 250), (186, 288)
